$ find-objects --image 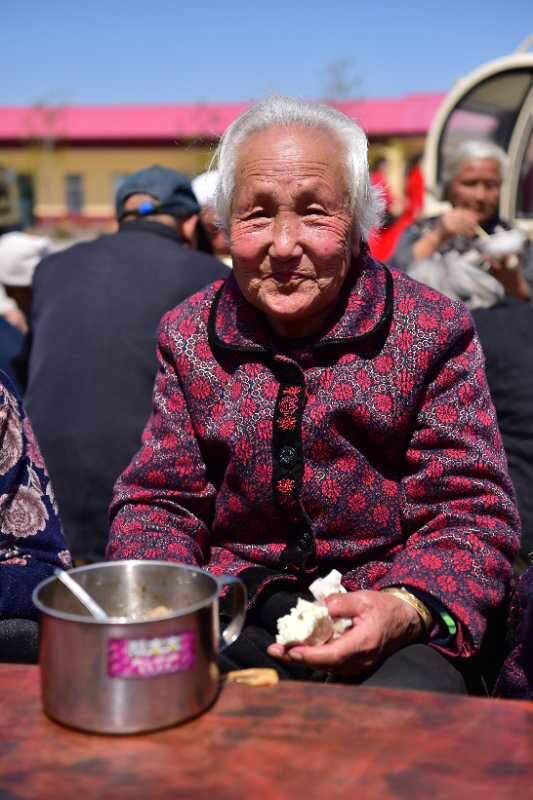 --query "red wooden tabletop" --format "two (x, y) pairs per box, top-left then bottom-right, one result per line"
(1, 664), (533, 799)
